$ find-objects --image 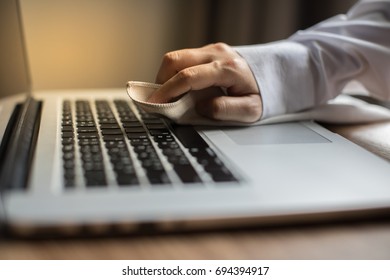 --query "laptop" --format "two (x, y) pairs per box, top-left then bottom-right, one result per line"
(1, 0), (390, 237)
